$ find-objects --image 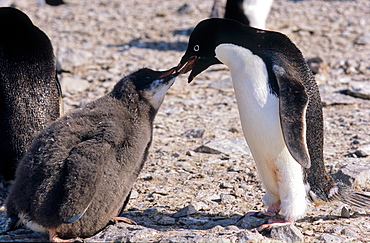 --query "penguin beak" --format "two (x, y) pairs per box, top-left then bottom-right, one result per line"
(176, 56), (197, 83)
(176, 55), (221, 83)
(158, 66), (178, 79)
